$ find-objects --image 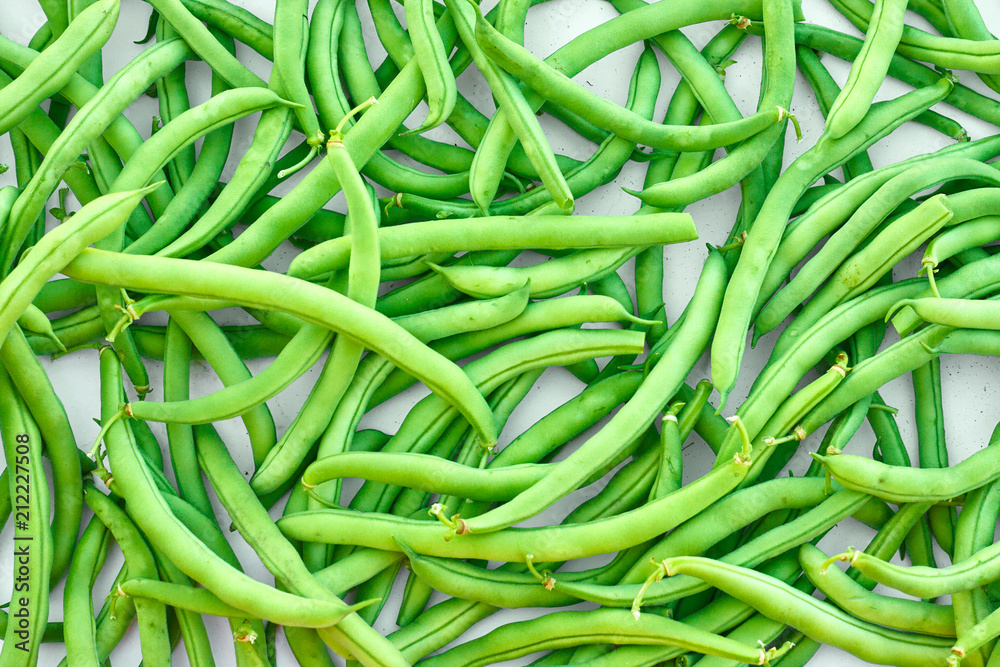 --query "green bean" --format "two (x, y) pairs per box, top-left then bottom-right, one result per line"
(273, 0), (323, 153)
(951, 606), (1000, 667)
(777, 22), (1000, 128)
(37, 0), (68, 37)
(84, 486), (171, 667)
(96, 88), (291, 393)
(178, 0), (274, 59)
(799, 322), (959, 438)
(337, 328), (644, 518)
(475, 0), (794, 154)
(92, 567), (137, 663)
(191, 423), (408, 665)
(825, 0), (910, 138)
(93, 348), (387, 644)
(0, 0), (118, 136)
(804, 338), (880, 468)
(941, 0), (1000, 94)
(370, 288), (638, 405)
(16, 303), (64, 353)
(23, 306), (103, 355)
(5, 140), (43, 250)
(126, 42), (235, 254)
(691, 611), (798, 667)
(621, 477), (832, 584)
(384, 442), (681, 662)
(757, 159), (1000, 338)
(620, 5), (794, 209)
(662, 556), (953, 667)
(460, 248), (726, 534)
(0, 365), (52, 667)
(307, 0), (352, 127)
(393, 372), (547, 623)
(158, 105), (295, 258)
(383, 597), (498, 663)
(912, 358), (958, 558)
(119, 578), (263, 619)
(0, 78), (104, 238)
(812, 436), (1000, 504)
(833, 524), (1000, 600)
(289, 212), (696, 279)
(831, 0), (1000, 74)
(731, 352), (850, 486)
(719, 281), (922, 474)
(471, 0), (800, 207)
(129, 313), (330, 424)
(952, 479), (1000, 666)
(10, 0), (1000, 661)
(771, 194), (955, 358)
(617, 20), (740, 148)
(429, 247), (640, 300)
(303, 452), (553, 502)
(204, 40), (465, 268)
(712, 76), (954, 407)
(893, 252), (1000, 335)
(554, 487), (872, 608)
(286, 140), (381, 554)
(155, 20), (196, 189)
(164, 309), (277, 468)
(2, 327), (82, 586)
(799, 543), (956, 637)
(404, 0), (456, 133)
(284, 624), (335, 667)
(574, 554), (806, 667)
(476, 362), (643, 469)
(85, 134), (128, 201)
(161, 317), (213, 517)
(892, 296), (1000, 331)
(910, 0), (956, 35)
(335, 3), (521, 199)
(364, 1), (496, 145)
(254, 288), (531, 497)
(108, 86), (293, 240)
(156, 494), (272, 667)
(388, 45), (656, 220)
(649, 402), (684, 500)
(0, 184), (156, 353)
(121, 323), (290, 361)
(0, 44), (171, 221)
(924, 216), (1000, 282)
(151, 552), (217, 667)
(145, 0), (265, 88)
(672, 381), (730, 453)
(315, 549), (405, 597)
(32, 278), (96, 314)
(558, 429), (662, 525)
(449, 0), (572, 211)
(63, 248), (499, 452)
(281, 444), (751, 561)
(420, 607), (792, 667)
(61, 515), (108, 667)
